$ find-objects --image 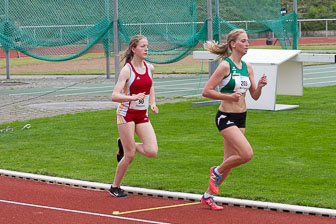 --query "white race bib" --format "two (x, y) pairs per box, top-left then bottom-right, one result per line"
(234, 76), (251, 93)
(129, 95), (149, 110)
